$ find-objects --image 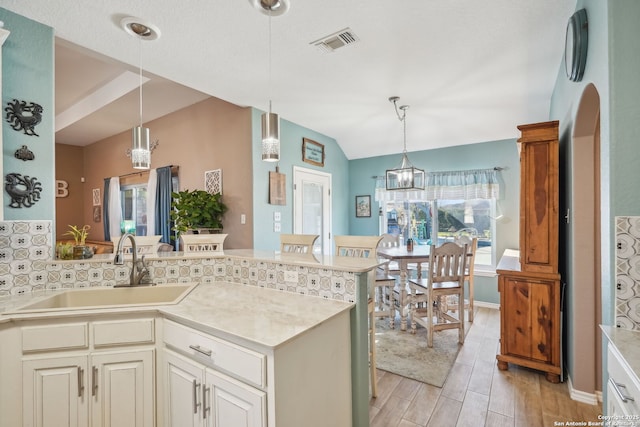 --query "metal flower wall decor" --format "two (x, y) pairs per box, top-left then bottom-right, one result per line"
(5, 99), (43, 136)
(5, 173), (43, 208)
